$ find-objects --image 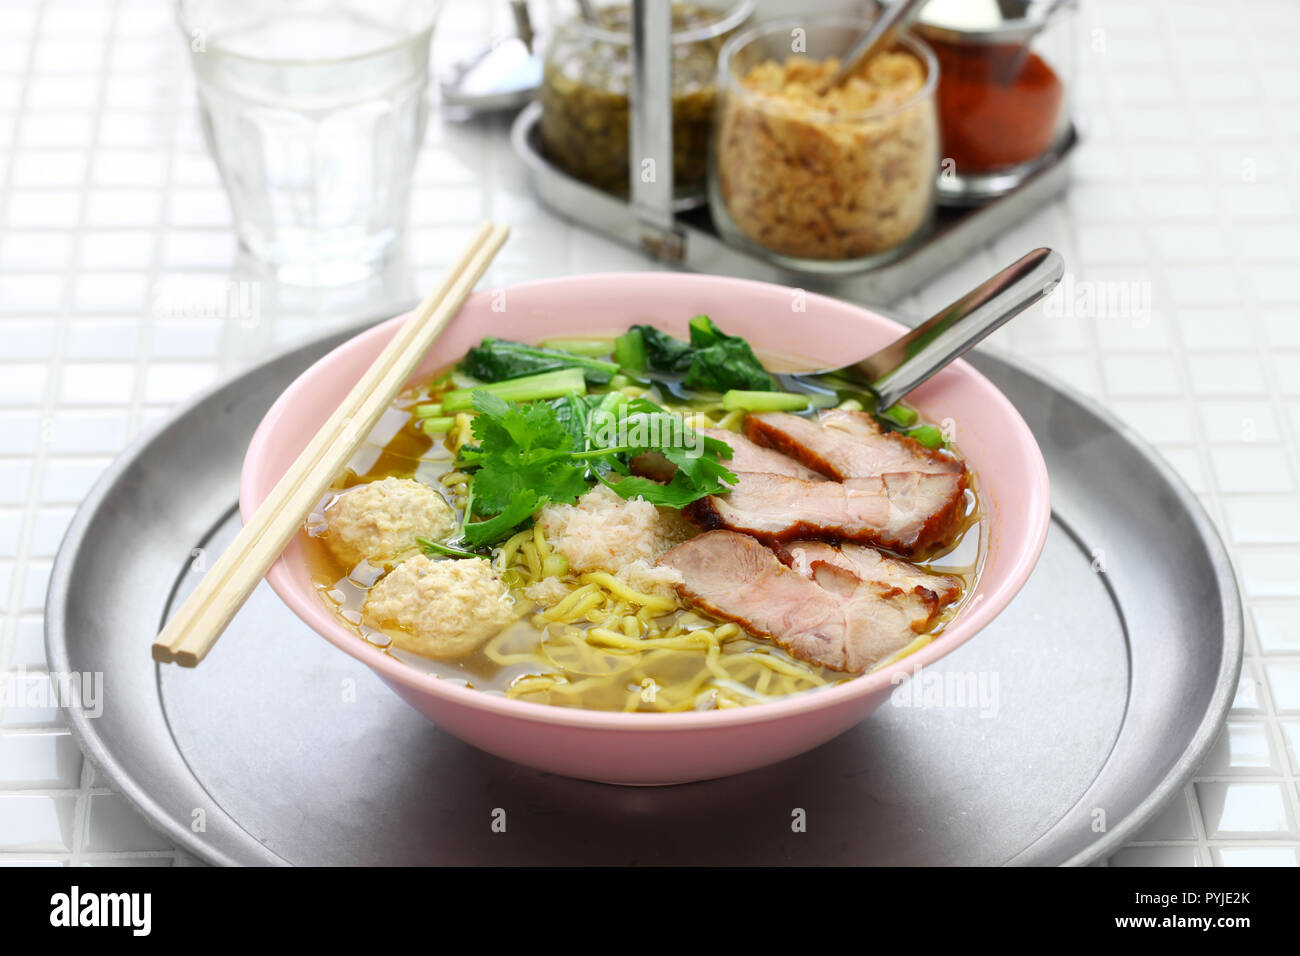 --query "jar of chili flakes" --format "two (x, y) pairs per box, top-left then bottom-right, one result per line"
(916, 0), (1075, 204)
